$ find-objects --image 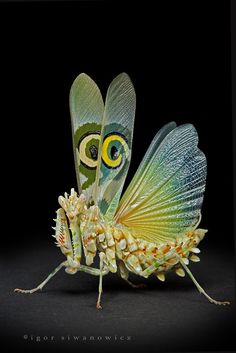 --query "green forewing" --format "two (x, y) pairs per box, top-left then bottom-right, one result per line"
(69, 73), (104, 202)
(94, 73), (136, 219)
(69, 73), (136, 215)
